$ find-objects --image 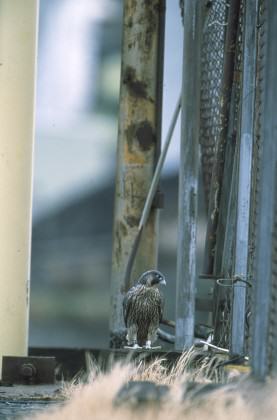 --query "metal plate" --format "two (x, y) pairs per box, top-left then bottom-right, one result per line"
(2, 356), (56, 385)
